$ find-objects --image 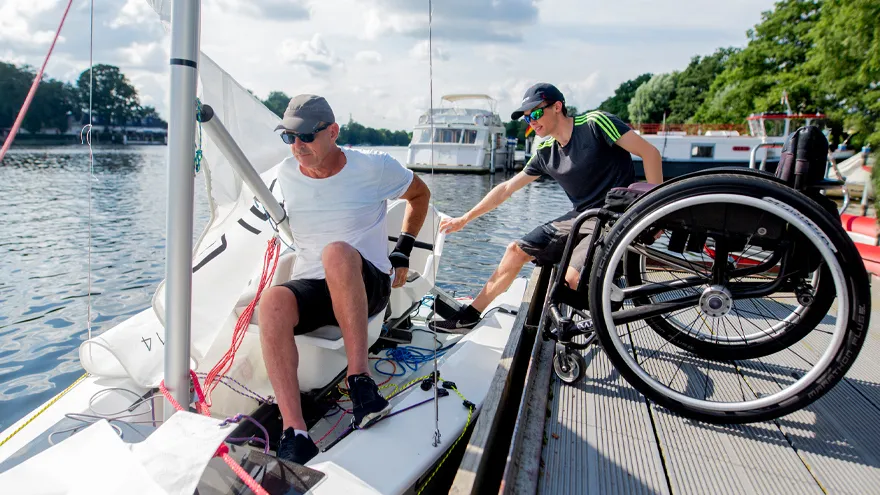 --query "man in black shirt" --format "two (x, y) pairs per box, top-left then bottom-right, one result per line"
(432, 83), (662, 332)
